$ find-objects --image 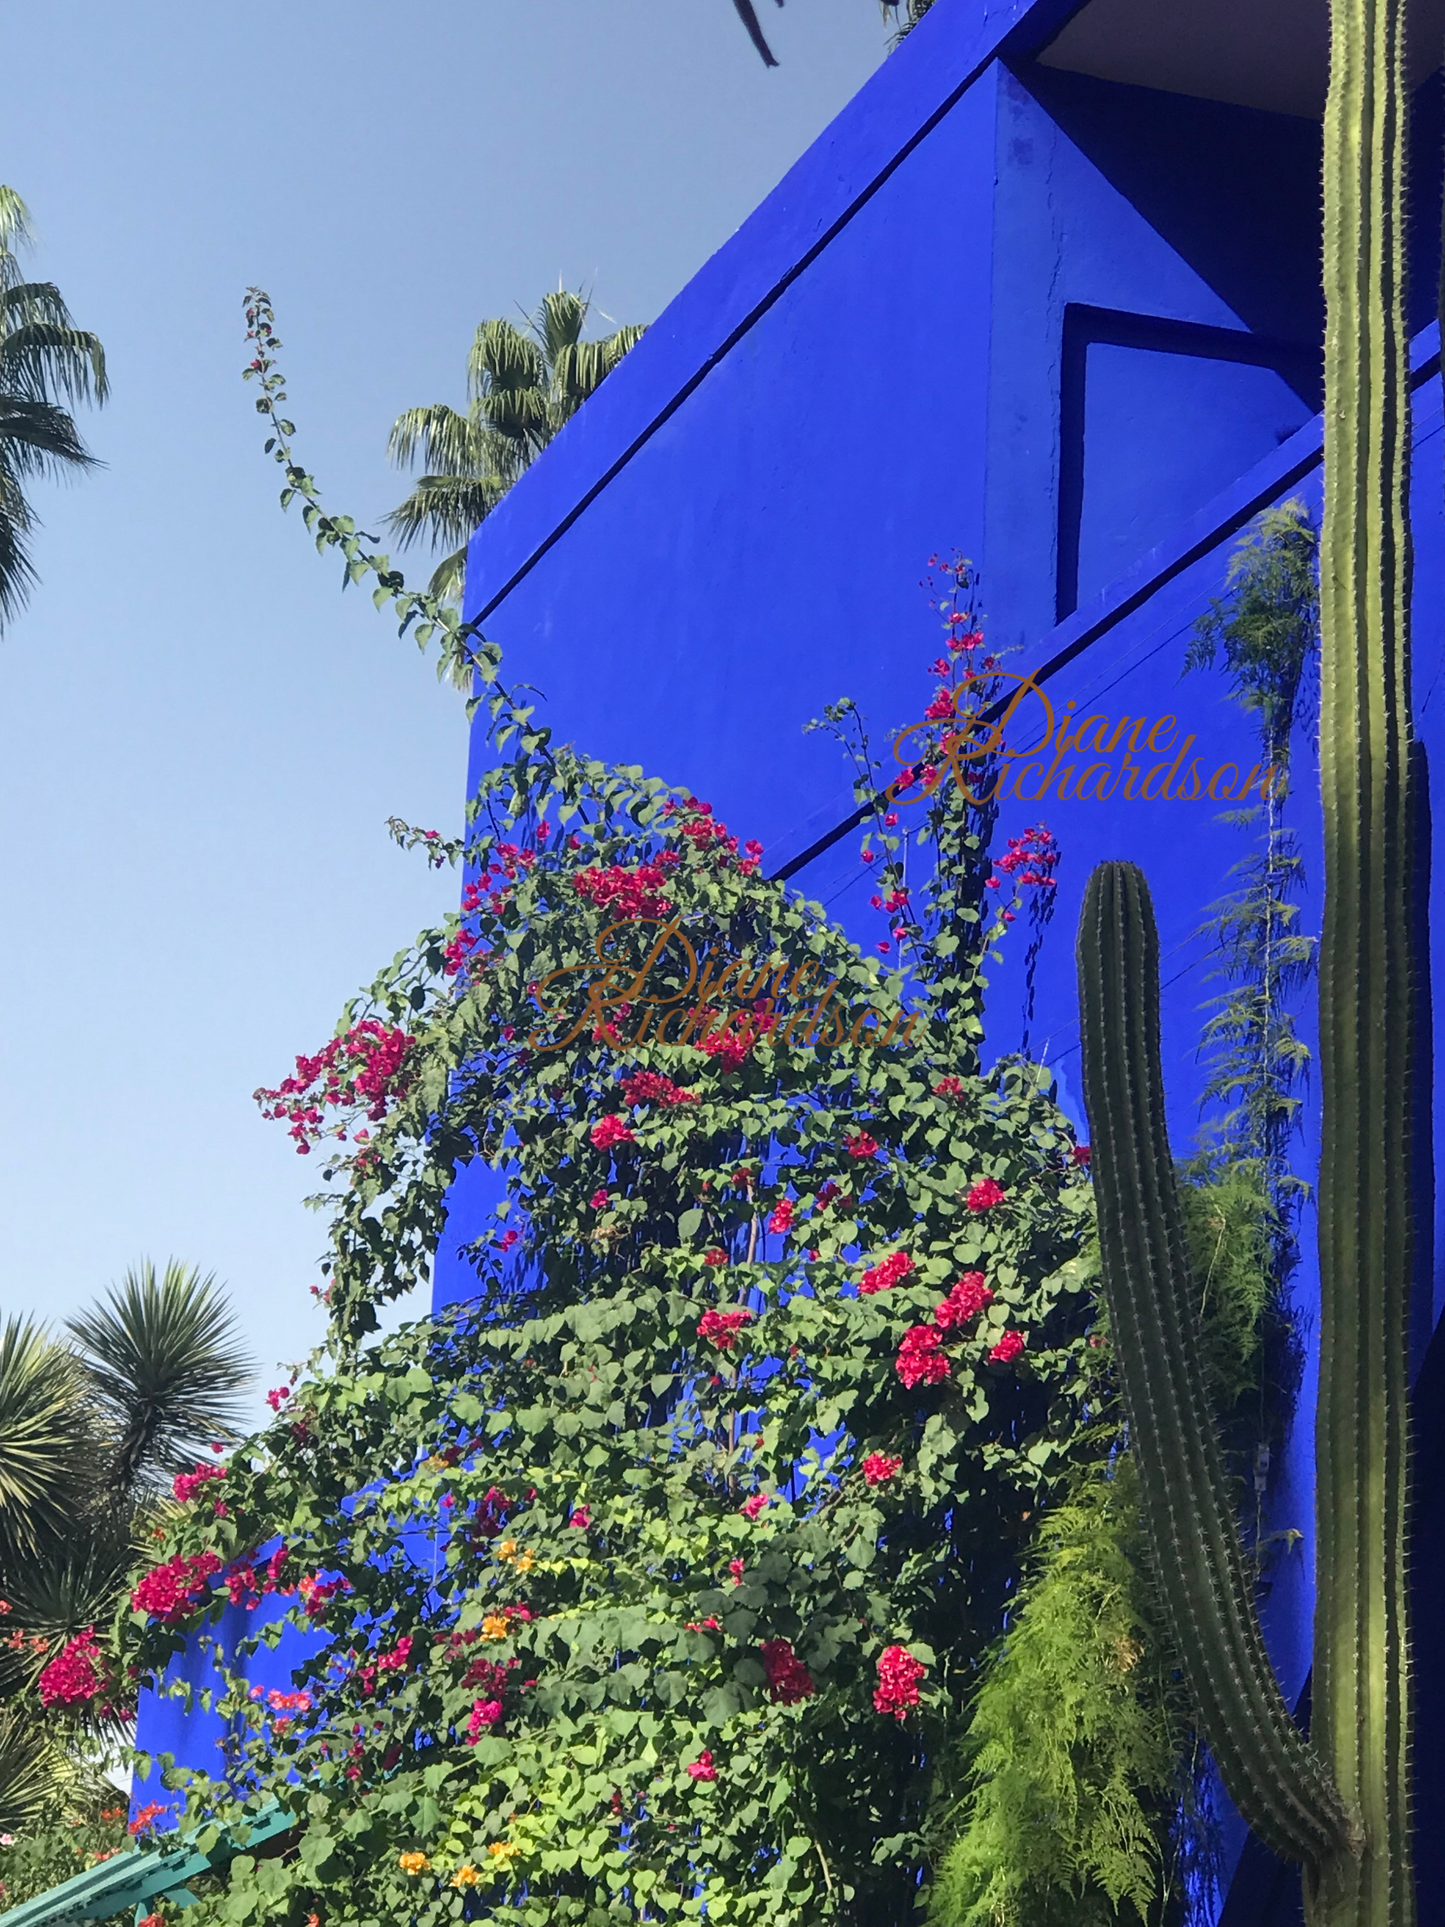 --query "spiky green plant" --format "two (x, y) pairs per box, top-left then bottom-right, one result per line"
(0, 1265), (251, 1830)
(1074, 0), (1416, 1919)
